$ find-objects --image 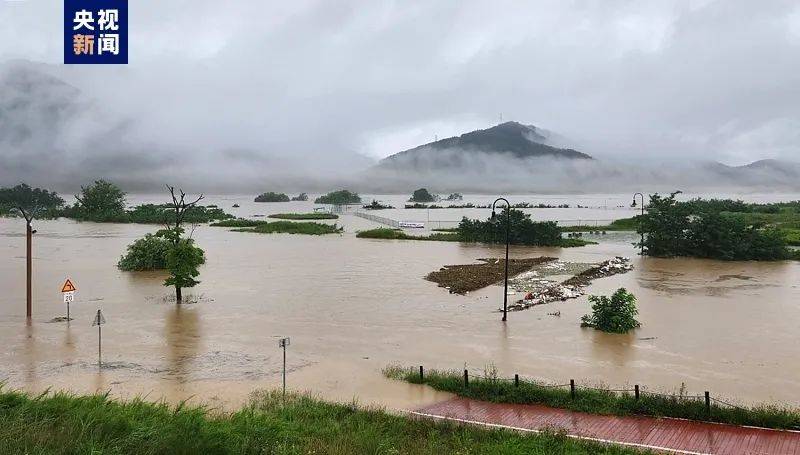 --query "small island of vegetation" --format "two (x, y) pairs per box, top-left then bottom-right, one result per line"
(409, 188), (437, 203)
(52, 180), (233, 224)
(362, 200), (394, 210)
(212, 219), (342, 235)
(291, 192), (308, 201)
(267, 212), (338, 220)
(314, 189), (361, 205)
(638, 193), (798, 261)
(254, 192), (290, 202)
(357, 209), (595, 247)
